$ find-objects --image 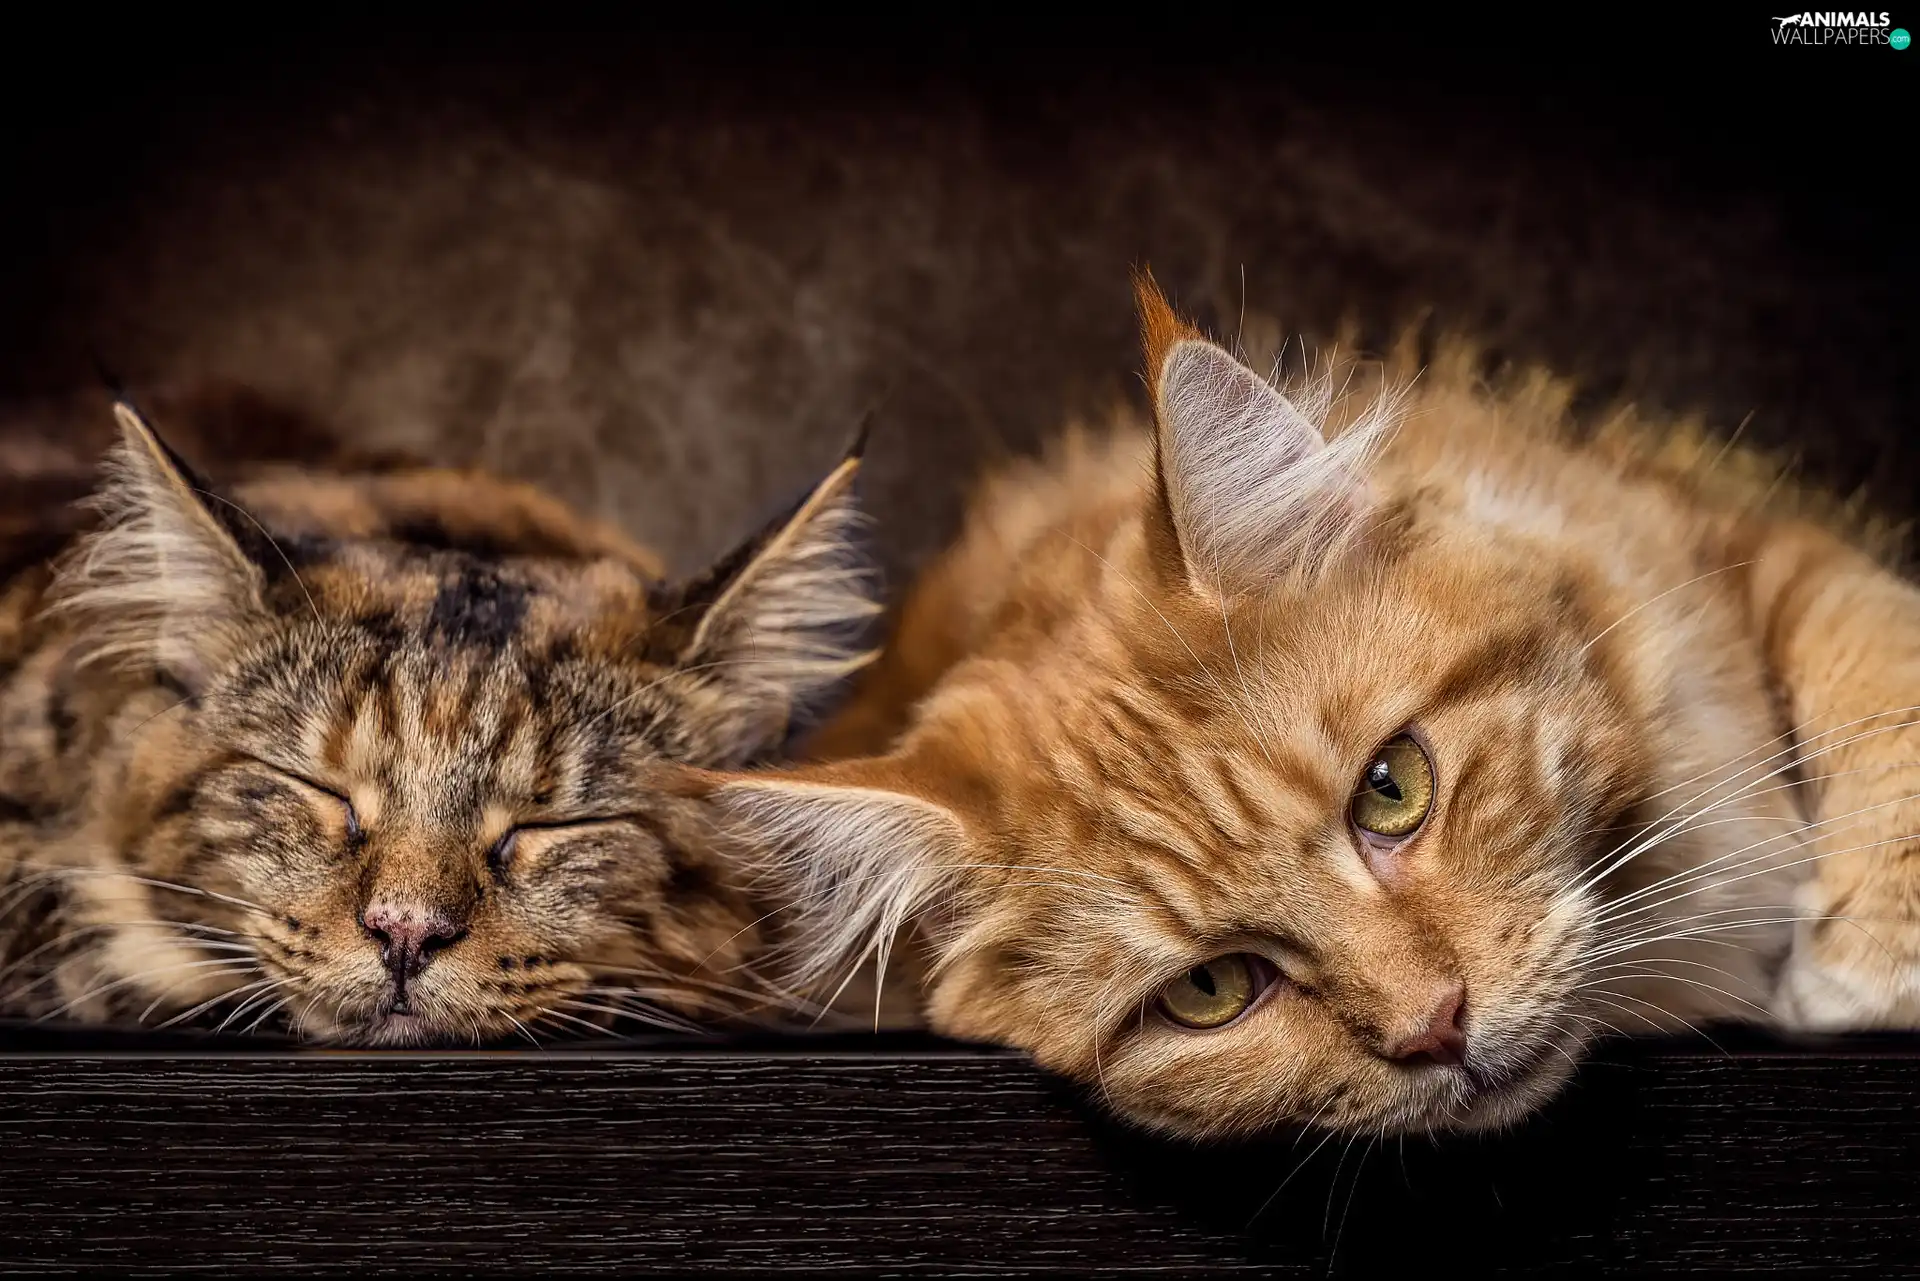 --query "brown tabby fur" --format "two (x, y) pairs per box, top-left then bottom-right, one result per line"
(0, 399), (879, 1044)
(698, 276), (1920, 1139)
